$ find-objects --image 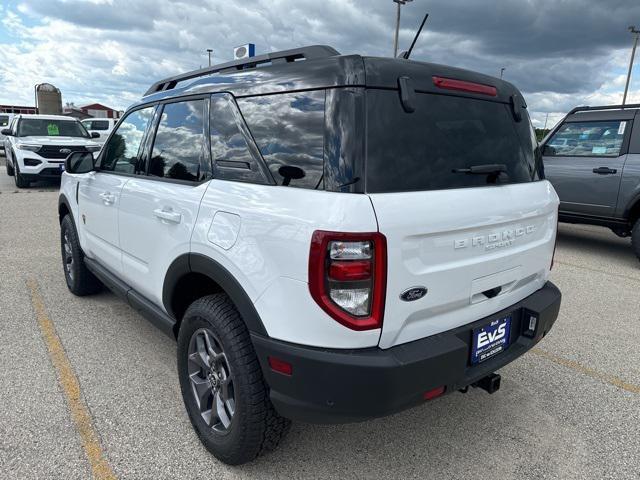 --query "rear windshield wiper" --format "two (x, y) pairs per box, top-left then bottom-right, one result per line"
(452, 164), (507, 175)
